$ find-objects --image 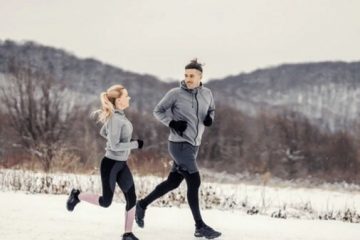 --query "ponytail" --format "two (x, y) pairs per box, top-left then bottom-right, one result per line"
(92, 84), (125, 123)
